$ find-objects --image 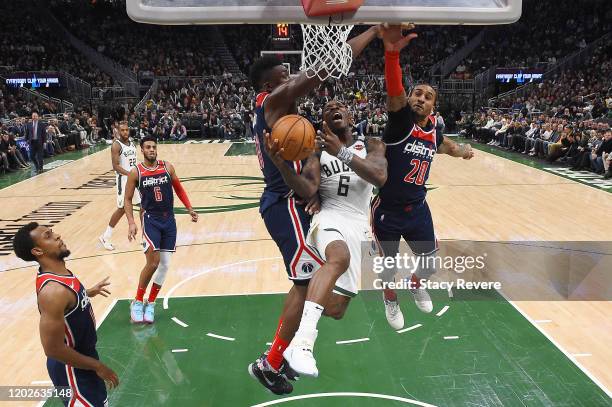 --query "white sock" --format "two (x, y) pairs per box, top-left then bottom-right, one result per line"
(104, 225), (113, 240)
(297, 300), (324, 336)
